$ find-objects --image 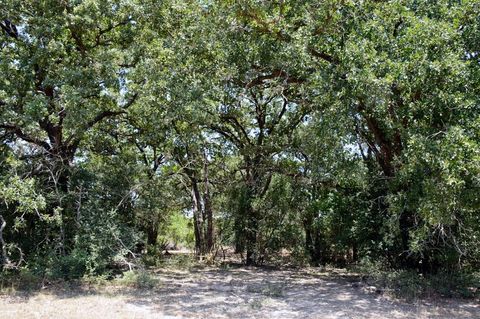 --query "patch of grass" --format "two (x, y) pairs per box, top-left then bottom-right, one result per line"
(352, 260), (480, 301)
(246, 281), (285, 297)
(0, 269), (43, 293)
(81, 274), (110, 287)
(249, 298), (263, 309)
(425, 271), (480, 299)
(145, 253), (199, 270)
(115, 270), (159, 289)
(219, 262), (231, 271)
